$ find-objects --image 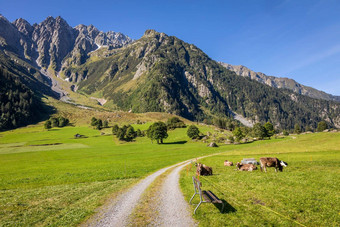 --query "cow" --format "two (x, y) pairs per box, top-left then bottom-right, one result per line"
(196, 163), (213, 176)
(236, 162), (257, 171)
(259, 157), (288, 172)
(224, 160), (233, 166)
